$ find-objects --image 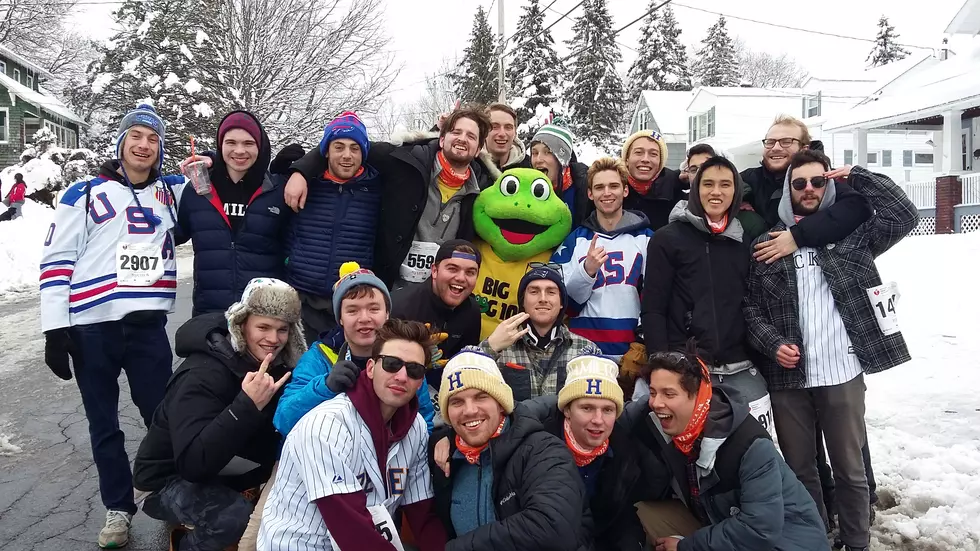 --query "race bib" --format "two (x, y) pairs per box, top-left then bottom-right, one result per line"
(399, 241), (439, 283)
(748, 393), (776, 440)
(866, 282), (901, 336)
(367, 505), (404, 551)
(116, 242), (164, 287)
